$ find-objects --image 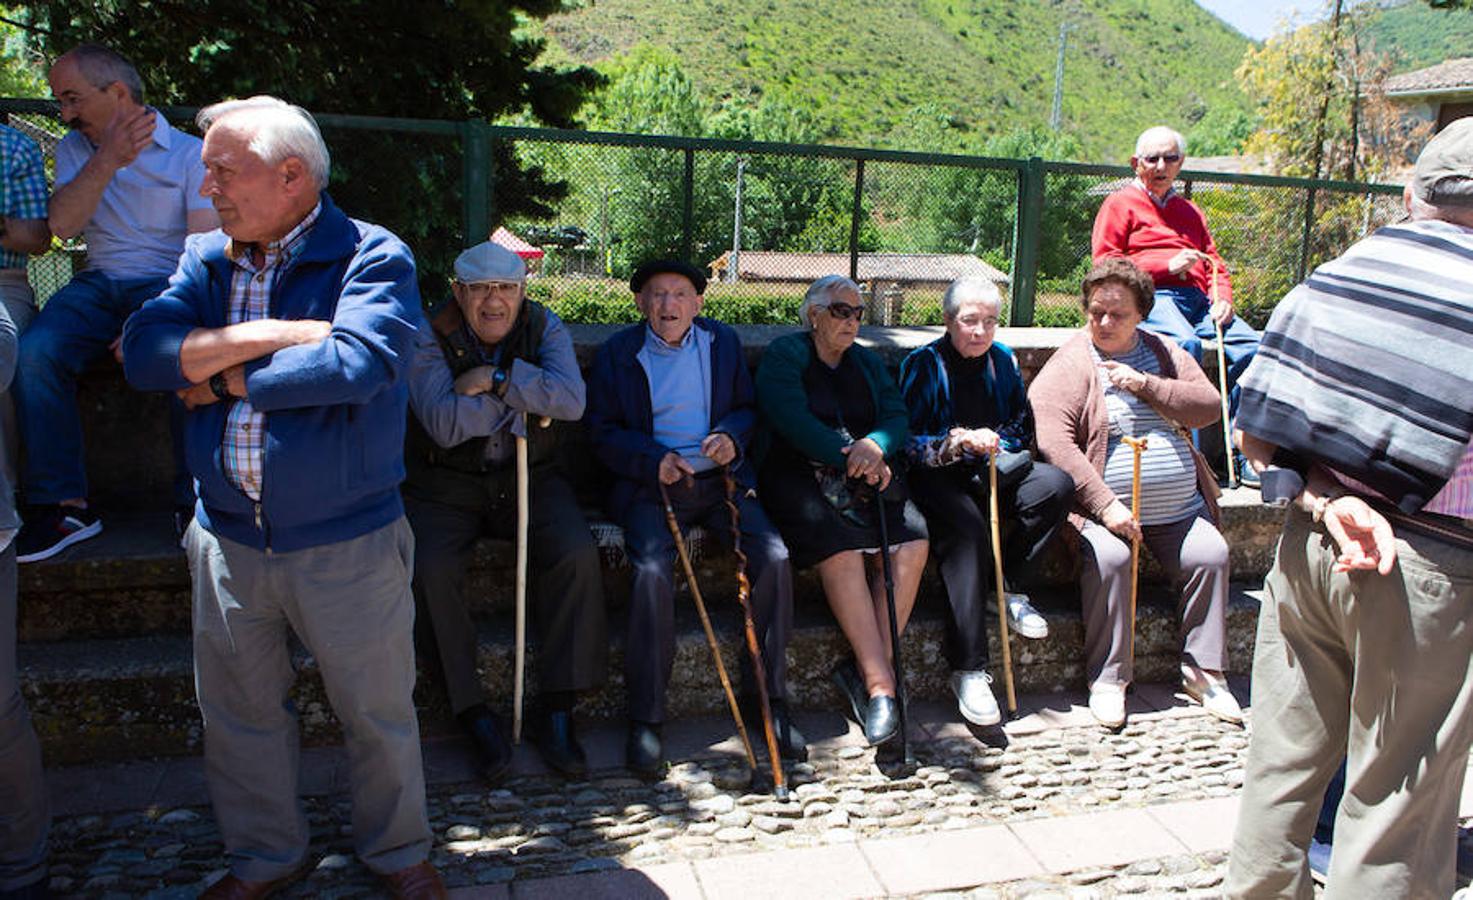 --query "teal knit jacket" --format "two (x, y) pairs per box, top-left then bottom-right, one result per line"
(754, 331), (909, 467)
